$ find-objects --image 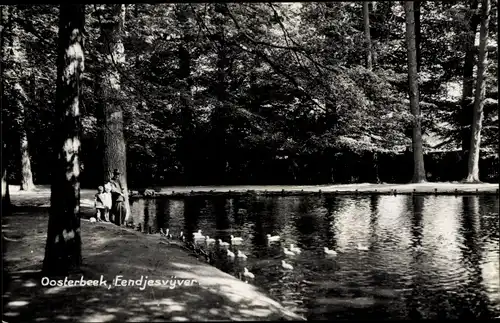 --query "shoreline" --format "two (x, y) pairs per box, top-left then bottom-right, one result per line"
(128, 182), (499, 198)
